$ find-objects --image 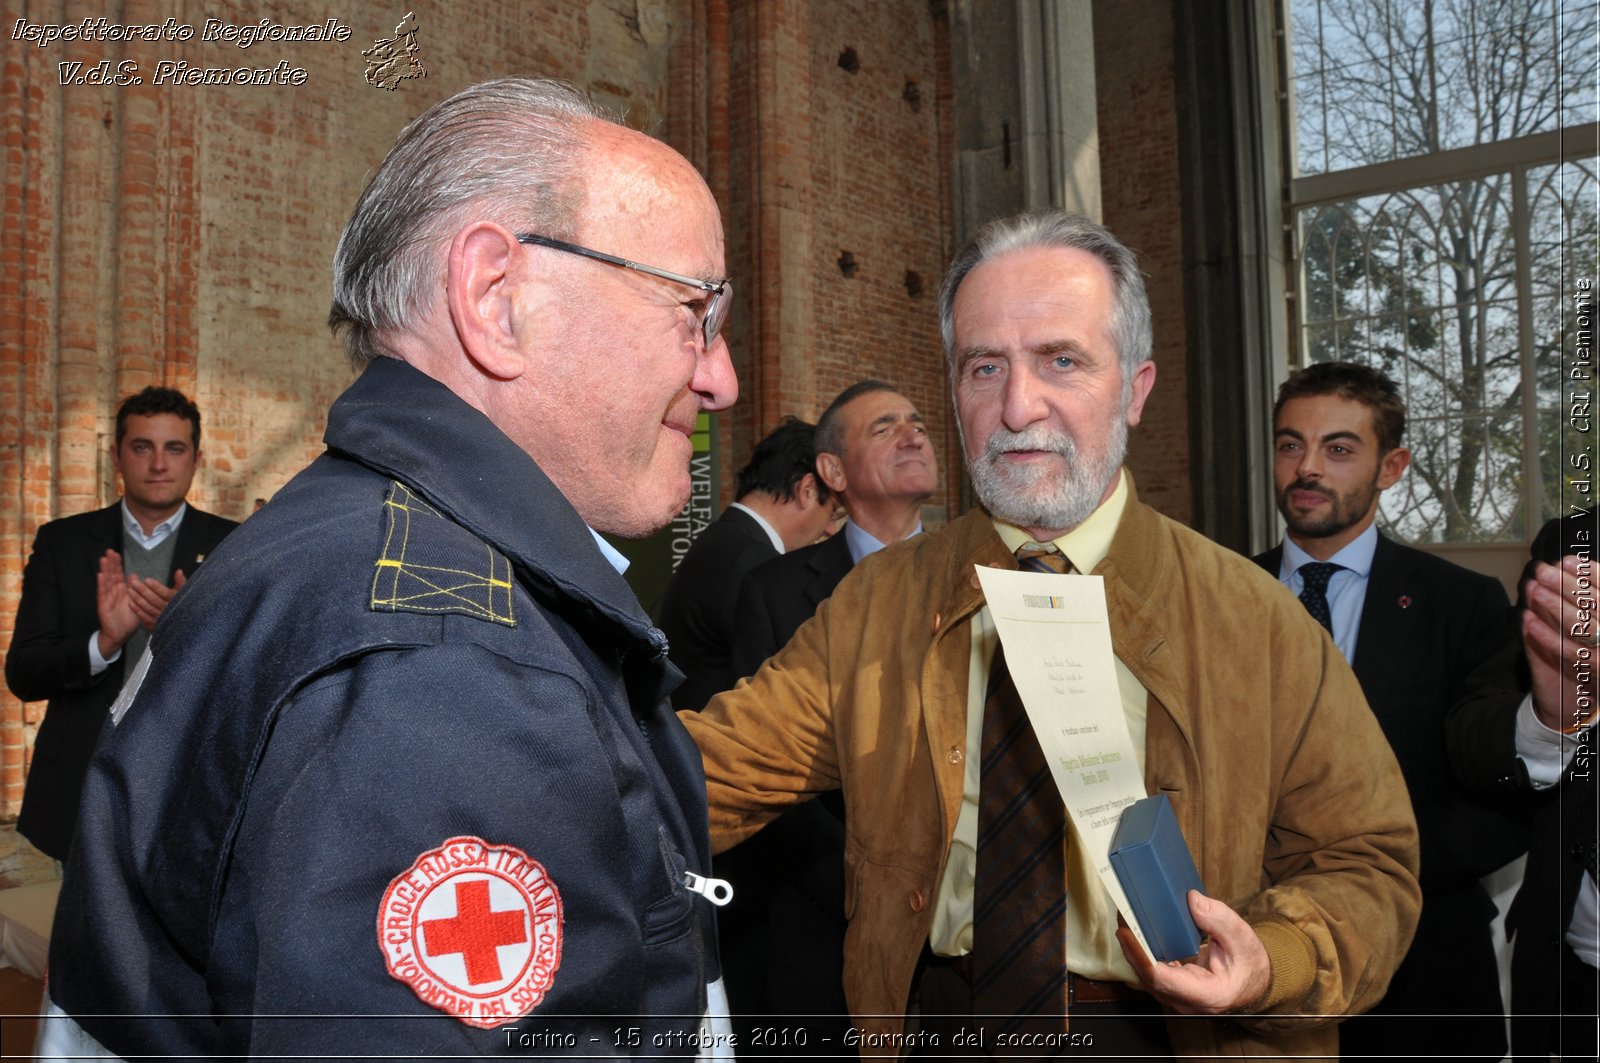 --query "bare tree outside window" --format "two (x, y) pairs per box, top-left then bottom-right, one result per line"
(1287, 0), (1598, 542)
